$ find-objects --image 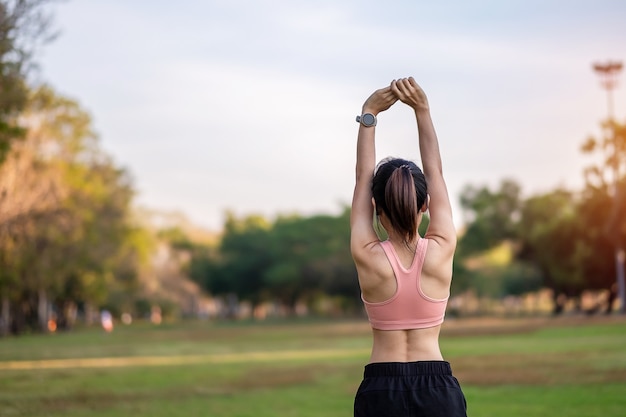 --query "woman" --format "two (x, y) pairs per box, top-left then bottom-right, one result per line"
(351, 77), (467, 417)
